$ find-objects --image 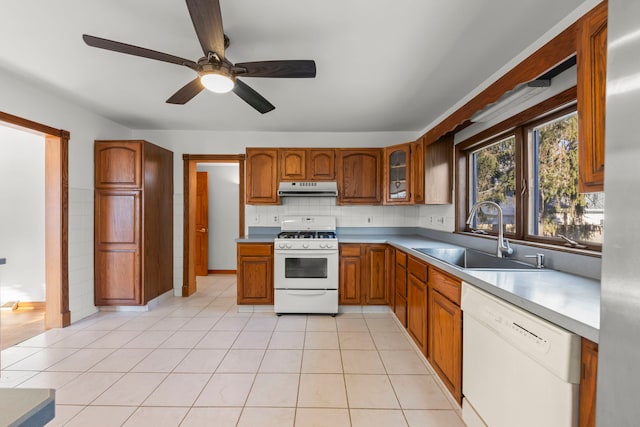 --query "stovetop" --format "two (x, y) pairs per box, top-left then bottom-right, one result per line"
(277, 231), (337, 240)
